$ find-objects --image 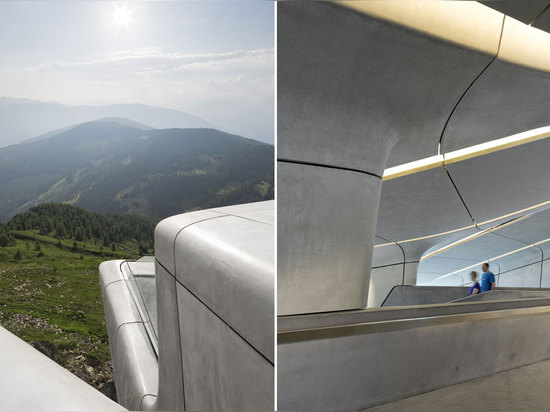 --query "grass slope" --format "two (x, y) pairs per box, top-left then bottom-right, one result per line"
(0, 230), (144, 393)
